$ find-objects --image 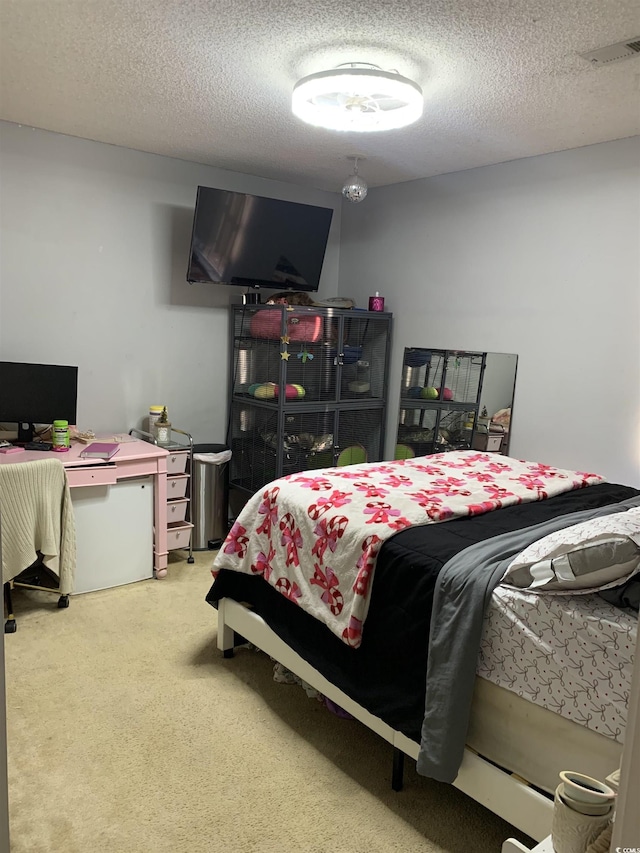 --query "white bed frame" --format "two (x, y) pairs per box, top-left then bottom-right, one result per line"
(217, 597), (554, 842)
